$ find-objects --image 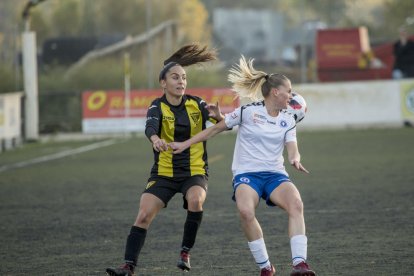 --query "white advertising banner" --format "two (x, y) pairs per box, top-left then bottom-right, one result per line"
(0, 92), (23, 139)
